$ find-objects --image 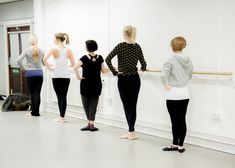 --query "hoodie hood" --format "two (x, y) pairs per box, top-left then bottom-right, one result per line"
(175, 54), (193, 70)
(162, 53), (193, 87)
